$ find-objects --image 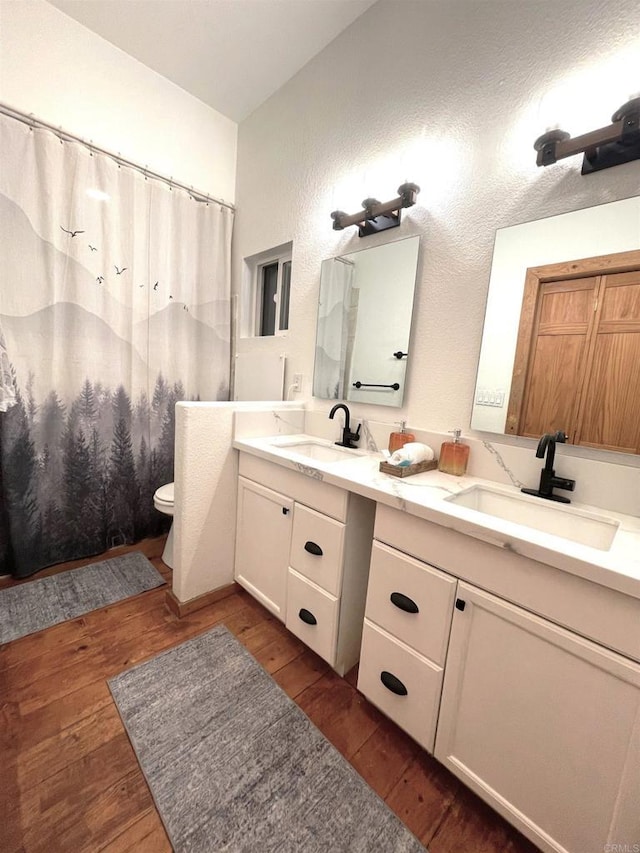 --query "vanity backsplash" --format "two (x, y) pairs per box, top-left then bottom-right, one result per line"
(233, 405), (639, 518)
(300, 409), (640, 518)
